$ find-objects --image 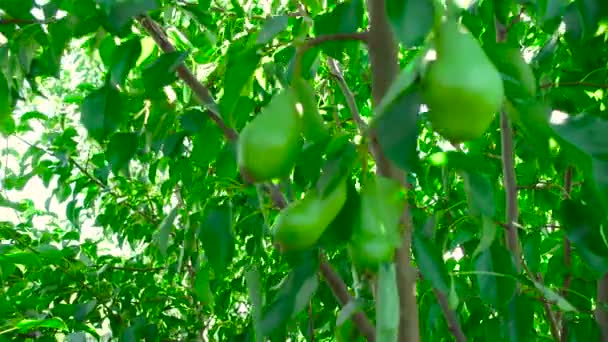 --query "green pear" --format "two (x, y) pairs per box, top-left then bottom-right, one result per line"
(422, 20), (504, 143)
(237, 90), (302, 182)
